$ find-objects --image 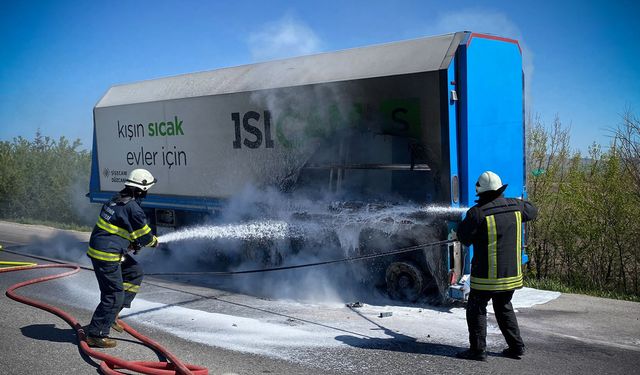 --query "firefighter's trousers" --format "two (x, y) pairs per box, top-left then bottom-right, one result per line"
(466, 289), (524, 352)
(86, 254), (143, 337)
